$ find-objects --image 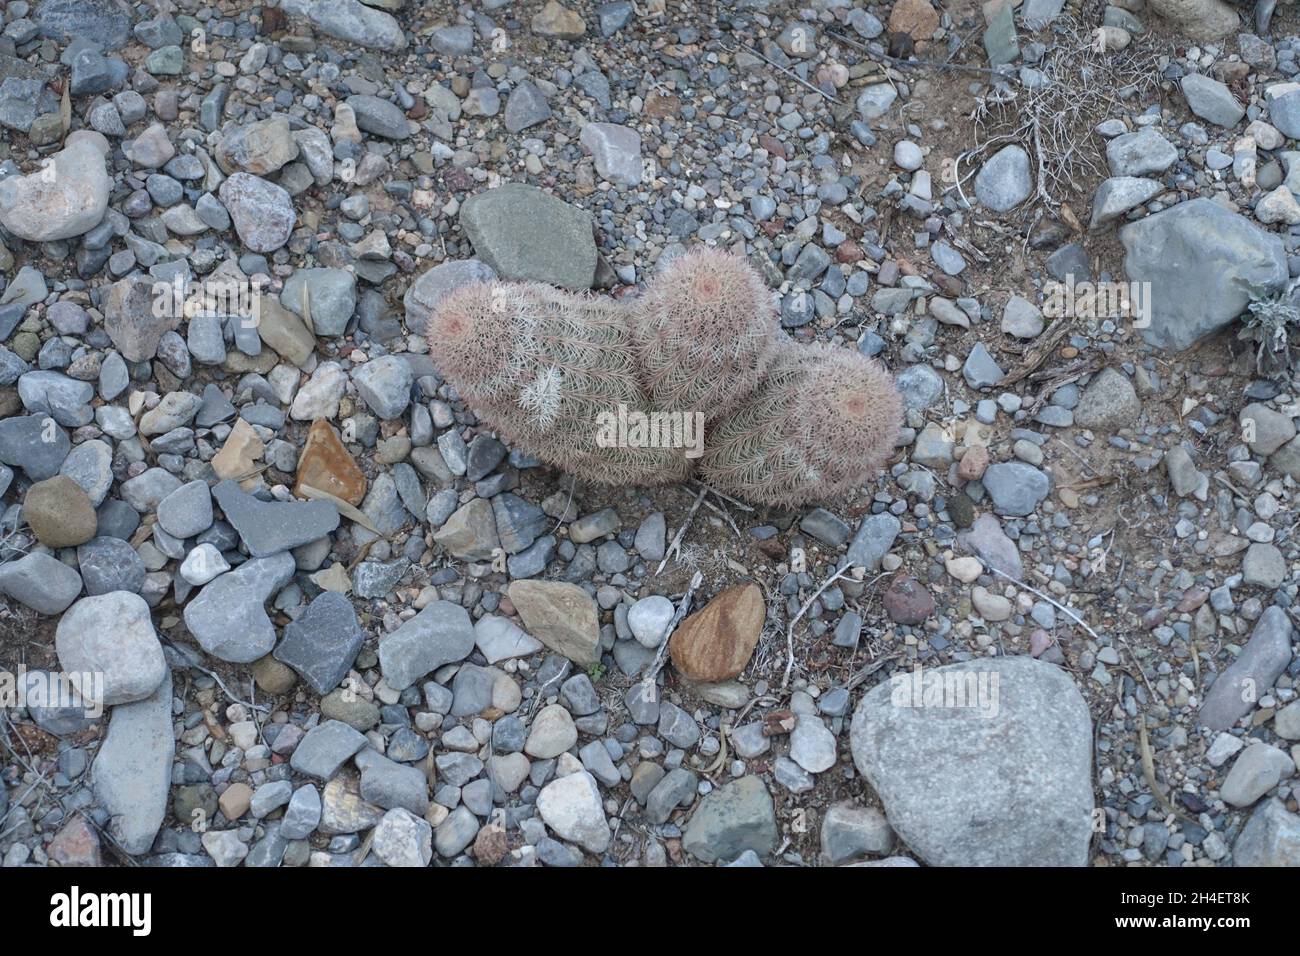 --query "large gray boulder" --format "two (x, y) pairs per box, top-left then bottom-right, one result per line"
(1120, 198), (1287, 352)
(849, 656), (1094, 866)
(0, 131), (111, 242)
